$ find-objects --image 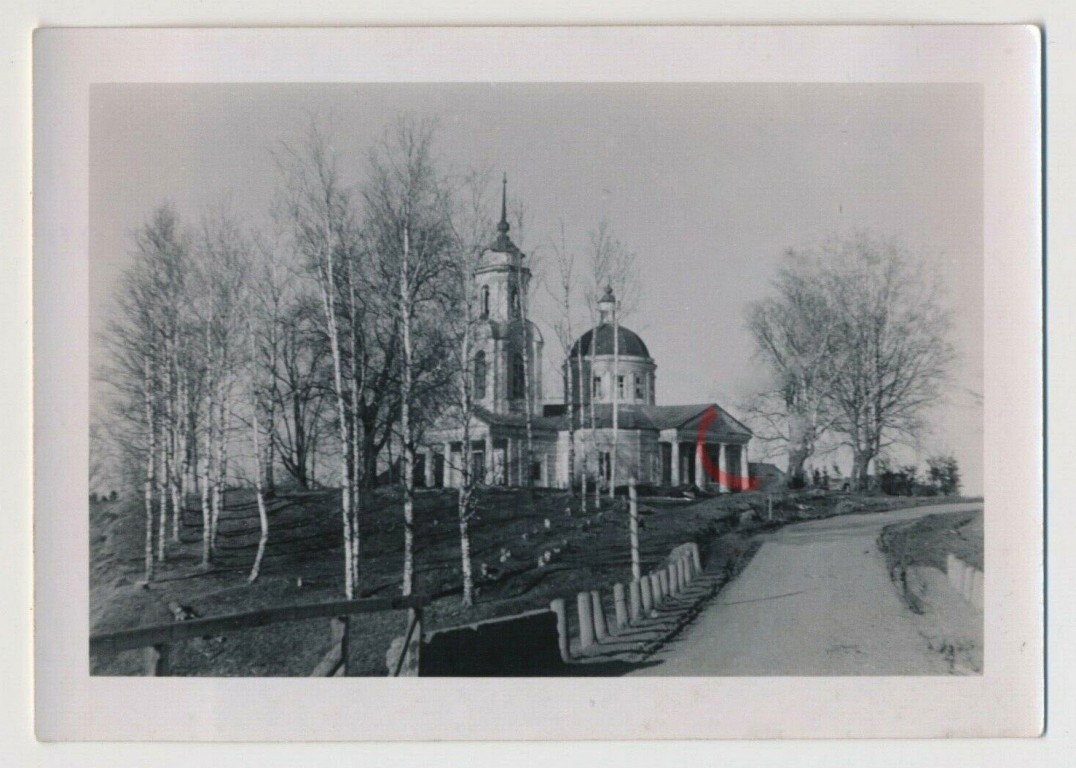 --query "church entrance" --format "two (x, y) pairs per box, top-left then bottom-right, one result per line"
(679, 442), (695, 485)
(660, 443), (672, 485)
